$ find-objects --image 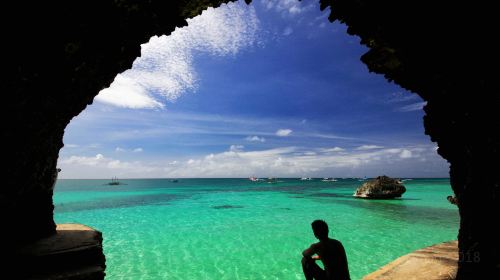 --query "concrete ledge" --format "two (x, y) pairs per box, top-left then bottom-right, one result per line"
(363, 241), (458, 280)
(13, 224), (106, 280)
